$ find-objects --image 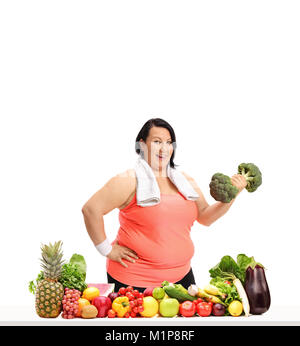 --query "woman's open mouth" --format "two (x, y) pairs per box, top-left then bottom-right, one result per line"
(156, 154), (167, 160)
